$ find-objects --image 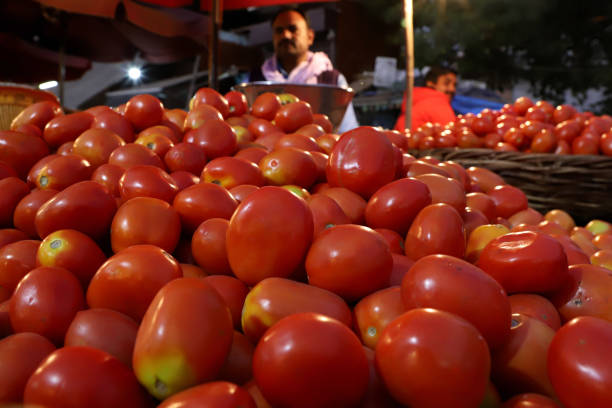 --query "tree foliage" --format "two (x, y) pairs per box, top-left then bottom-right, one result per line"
(356, 0), (612, 114)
